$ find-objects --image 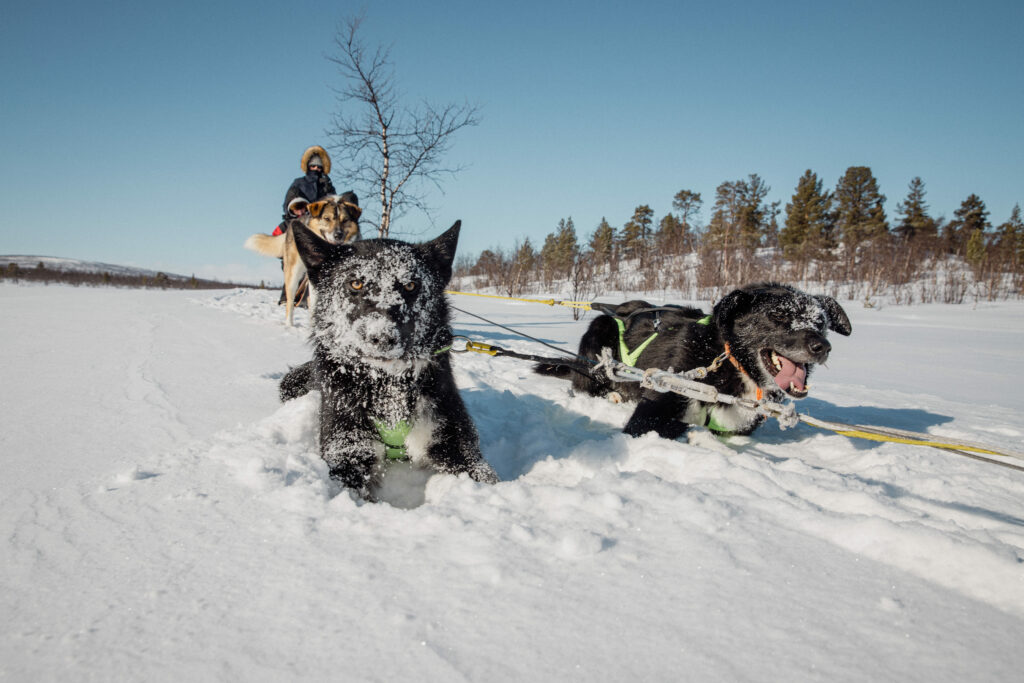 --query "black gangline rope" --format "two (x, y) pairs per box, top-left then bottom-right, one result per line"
(450, 305), (597, 376)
